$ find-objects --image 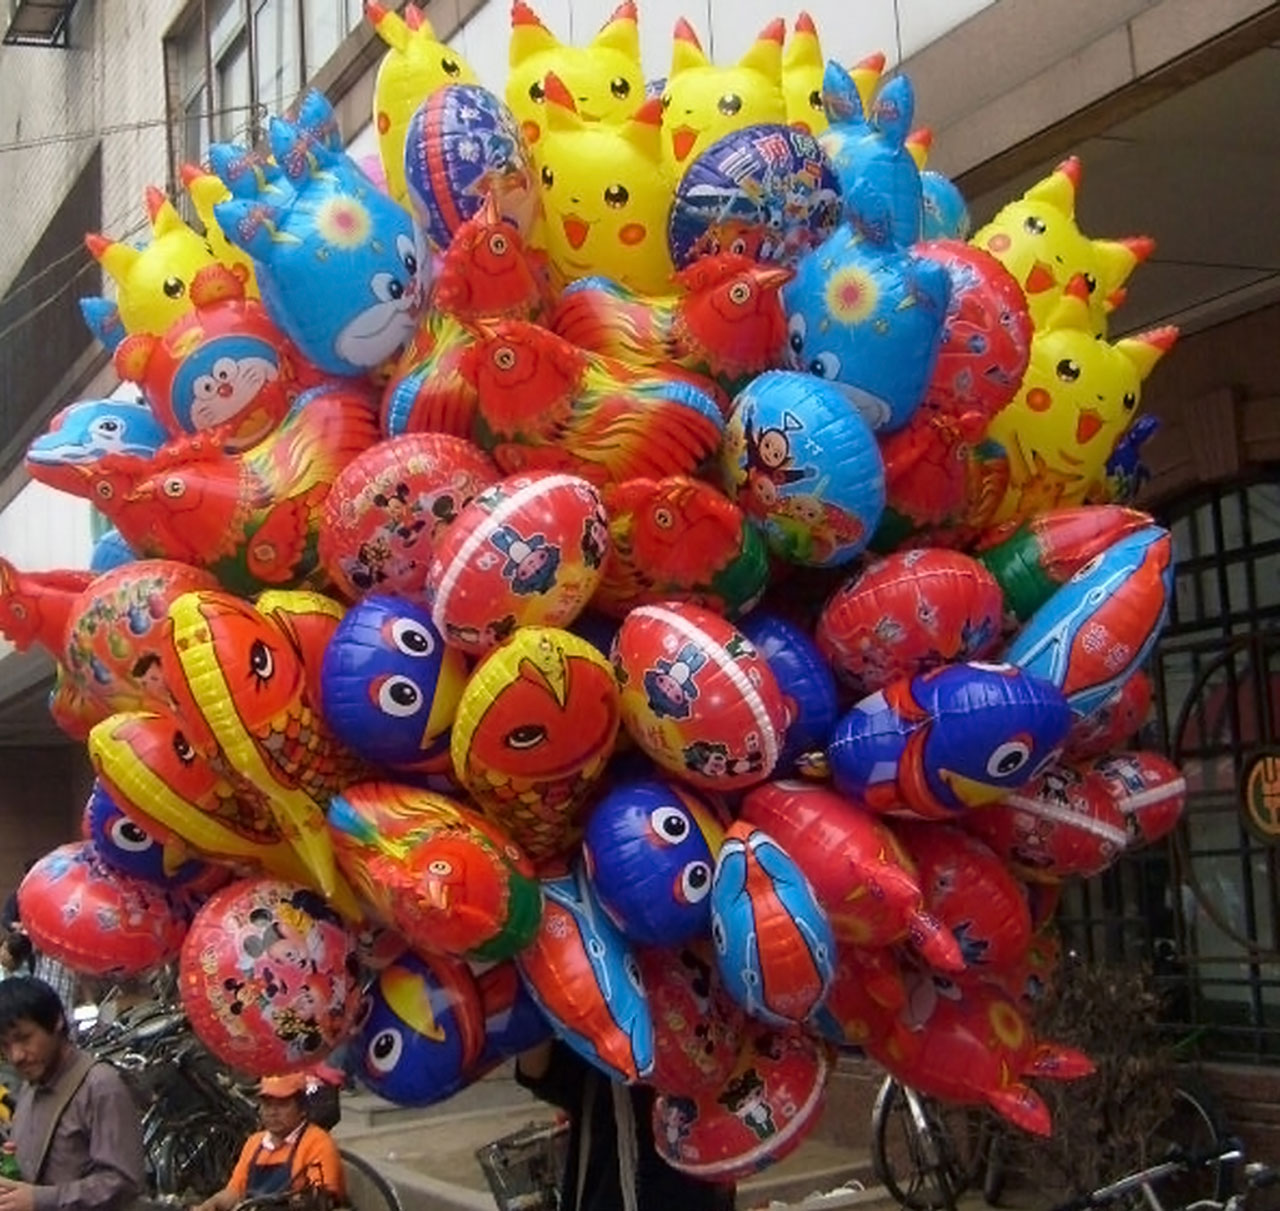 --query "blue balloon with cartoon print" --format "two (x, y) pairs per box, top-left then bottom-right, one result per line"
(1005, 526), (1174, 721)
(89, 529), (139, 574)
(86, 781), (207, 886)
(738, 611), (839, 770)
(710, 823), (834, 1027)
(320, 596), (469, 773)
(828, 661), (1072, 821)
(214, 90), (424, 378)
(25, 398), (168, 493)
(818, 64), (923, 247)
(781, 189), (951, 434)
(358, 949), (486, 1107)
(921, 170), (971, 241)
(721, 371), (884, 567)
(515, 862), (654, 1084)
(582, 778), (725, 946)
